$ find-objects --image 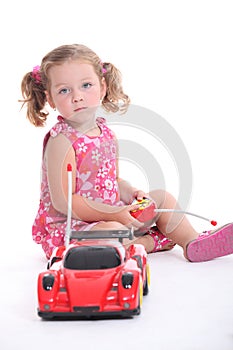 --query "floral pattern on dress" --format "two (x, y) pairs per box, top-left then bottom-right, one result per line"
(32, 116), (124, 259)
